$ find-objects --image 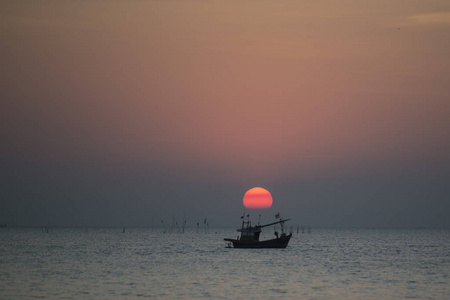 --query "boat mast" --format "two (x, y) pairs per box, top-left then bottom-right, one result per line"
(240, 210), (252, 230)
